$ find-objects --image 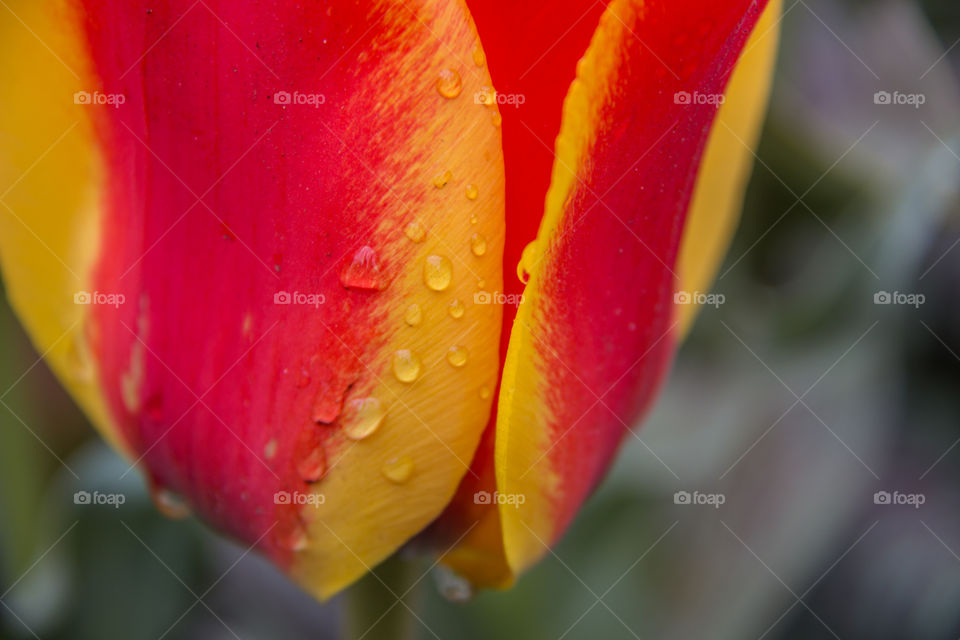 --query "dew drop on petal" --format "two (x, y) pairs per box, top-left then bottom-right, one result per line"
(465, 184), (479, 200)
(517, 240), (539, 284)
(491, 111), (502, 128)
(405, 303), (423, 327)
(472, 46), (485, 67)
(433, 170), (453, 189)
(448, 299), (465, 319)
(392, 349), (422, 383)
(480, 386), (491, 400)
(476, 85), (496, 106)
(295, 367), (311, 389)
(470, 233), (487, 256)
(279, 523), (309, 552)
(297, 447), (327, 483)
(446, 345), (468, 368)
(66, 335), (95, 382)
(264, 438), (278, 460)
(423, 255), (453, 291)
(341, 397), (386, 440)
(151, 487), (192, 520)
(405, 221), (426, 243)
(340, 245), (386, 291)
(381, 455), (415, 484)
(436, 68), (462, 99)
(433, 565), (474, 603)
